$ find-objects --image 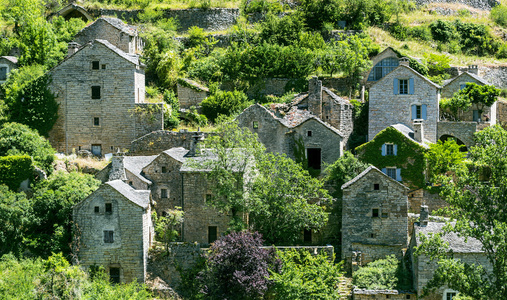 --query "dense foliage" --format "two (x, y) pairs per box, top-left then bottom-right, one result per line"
(154, 207), (184, 252)
(441, 83), (500, 121)
(201, 89), (250, 122)
(0, 185), (30, 256)
(425, 139), (464, 181)
(325, 151), (369, 199)
(353, 255), (411, 290)
(0, 155), (33, 190)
